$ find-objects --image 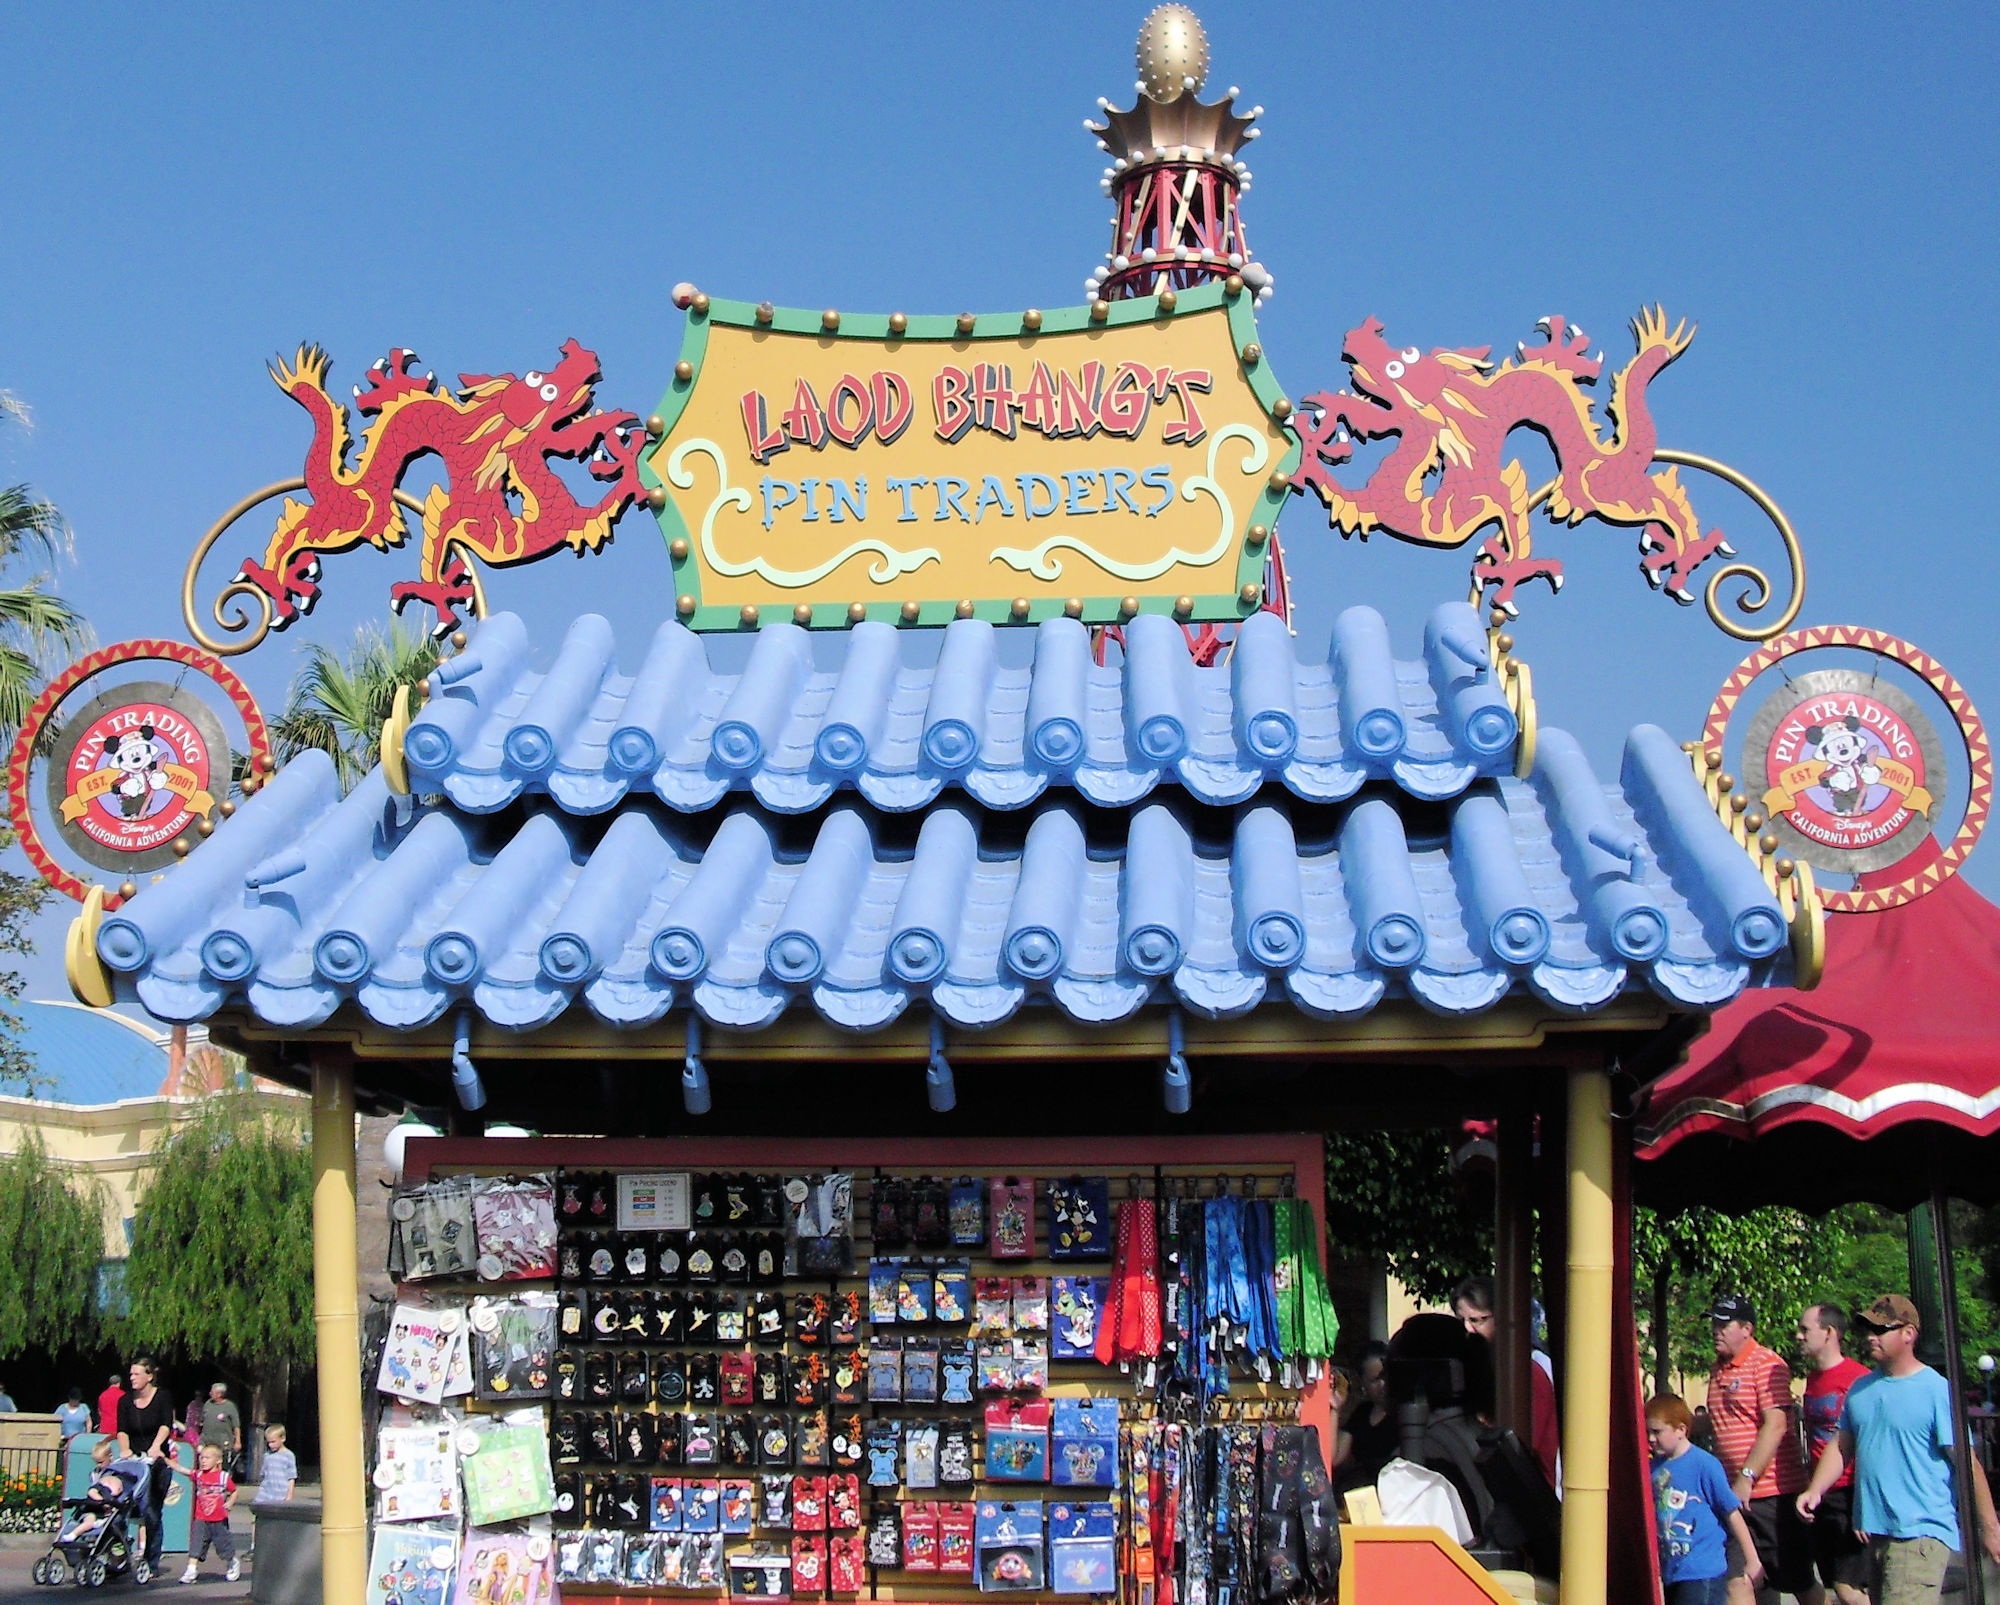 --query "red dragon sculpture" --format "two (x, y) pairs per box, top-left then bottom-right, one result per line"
(232, 341), (644, 636)
(1288, 307), (1796, 626)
